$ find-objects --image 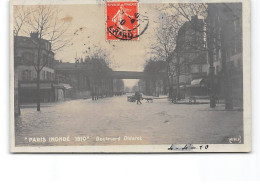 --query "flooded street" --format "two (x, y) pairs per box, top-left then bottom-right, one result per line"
(15, 95), (243, 146)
